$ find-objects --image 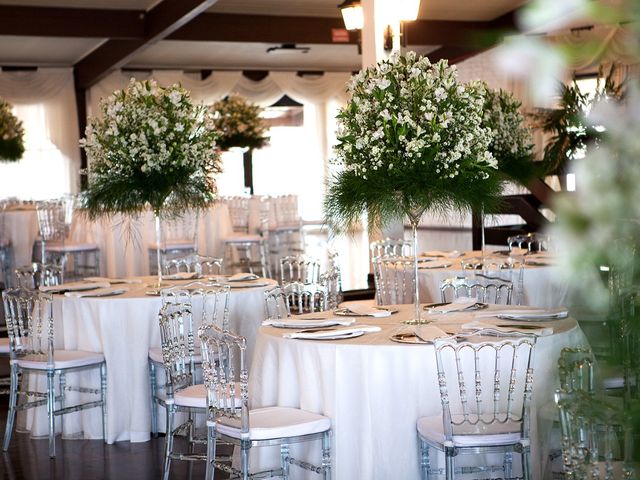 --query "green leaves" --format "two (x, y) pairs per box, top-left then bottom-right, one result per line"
(0, 98), (25, 162)
(209, 94), (269, 151)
